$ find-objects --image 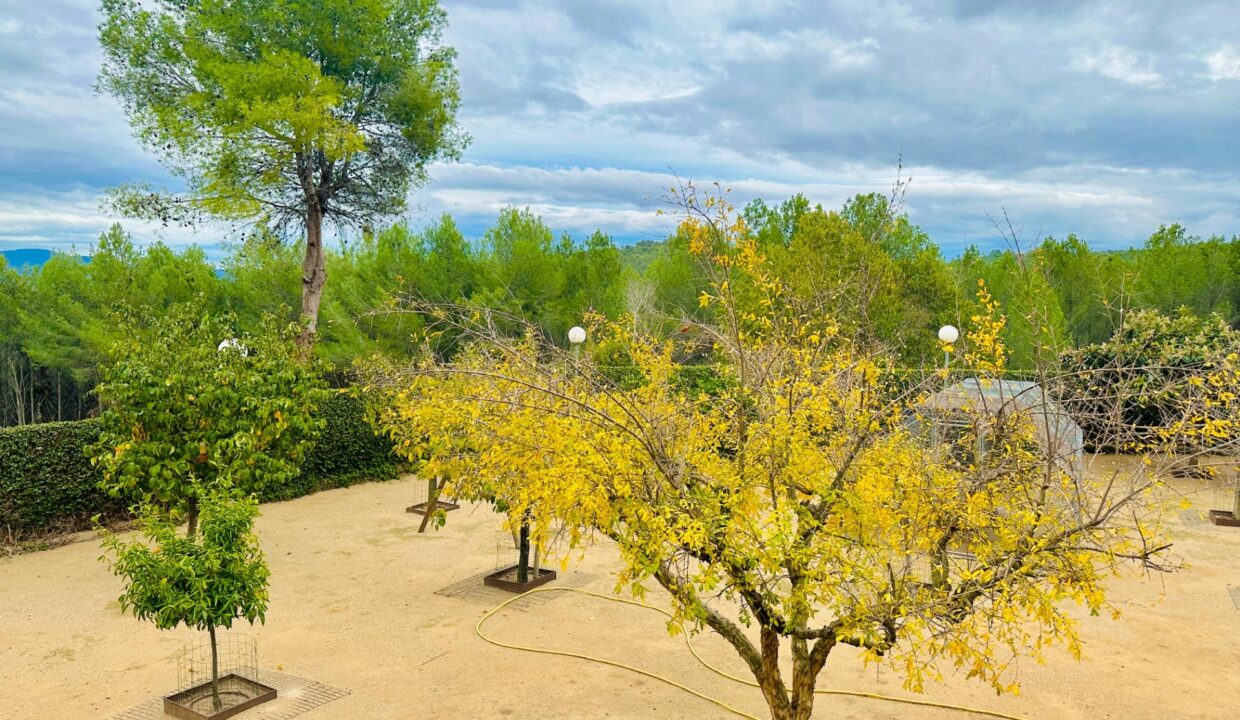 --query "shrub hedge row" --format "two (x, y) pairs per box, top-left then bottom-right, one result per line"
(0, 418), (118, 540)
(0, 394), (398, 541)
